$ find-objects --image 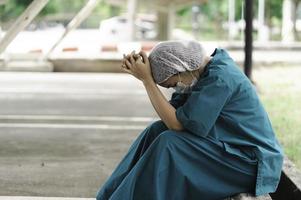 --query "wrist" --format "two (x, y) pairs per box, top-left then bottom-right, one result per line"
(143, 78), (155, 86)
